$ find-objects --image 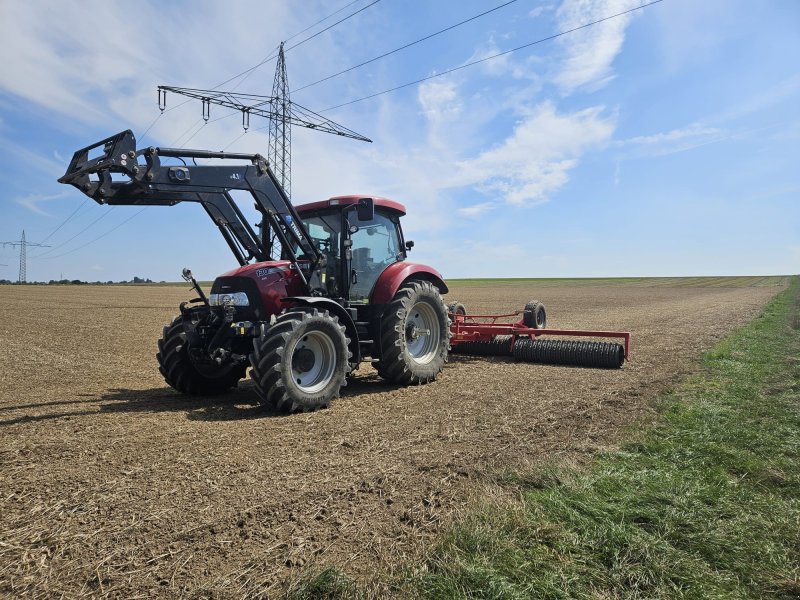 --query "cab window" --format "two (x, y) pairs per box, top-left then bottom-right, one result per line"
(349, 212), (402, 301)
